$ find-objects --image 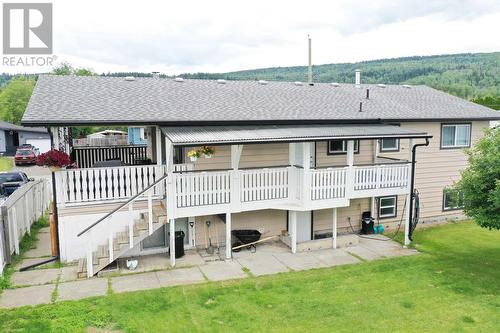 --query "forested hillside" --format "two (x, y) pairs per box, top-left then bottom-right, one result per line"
(181, 52), (500, 106)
